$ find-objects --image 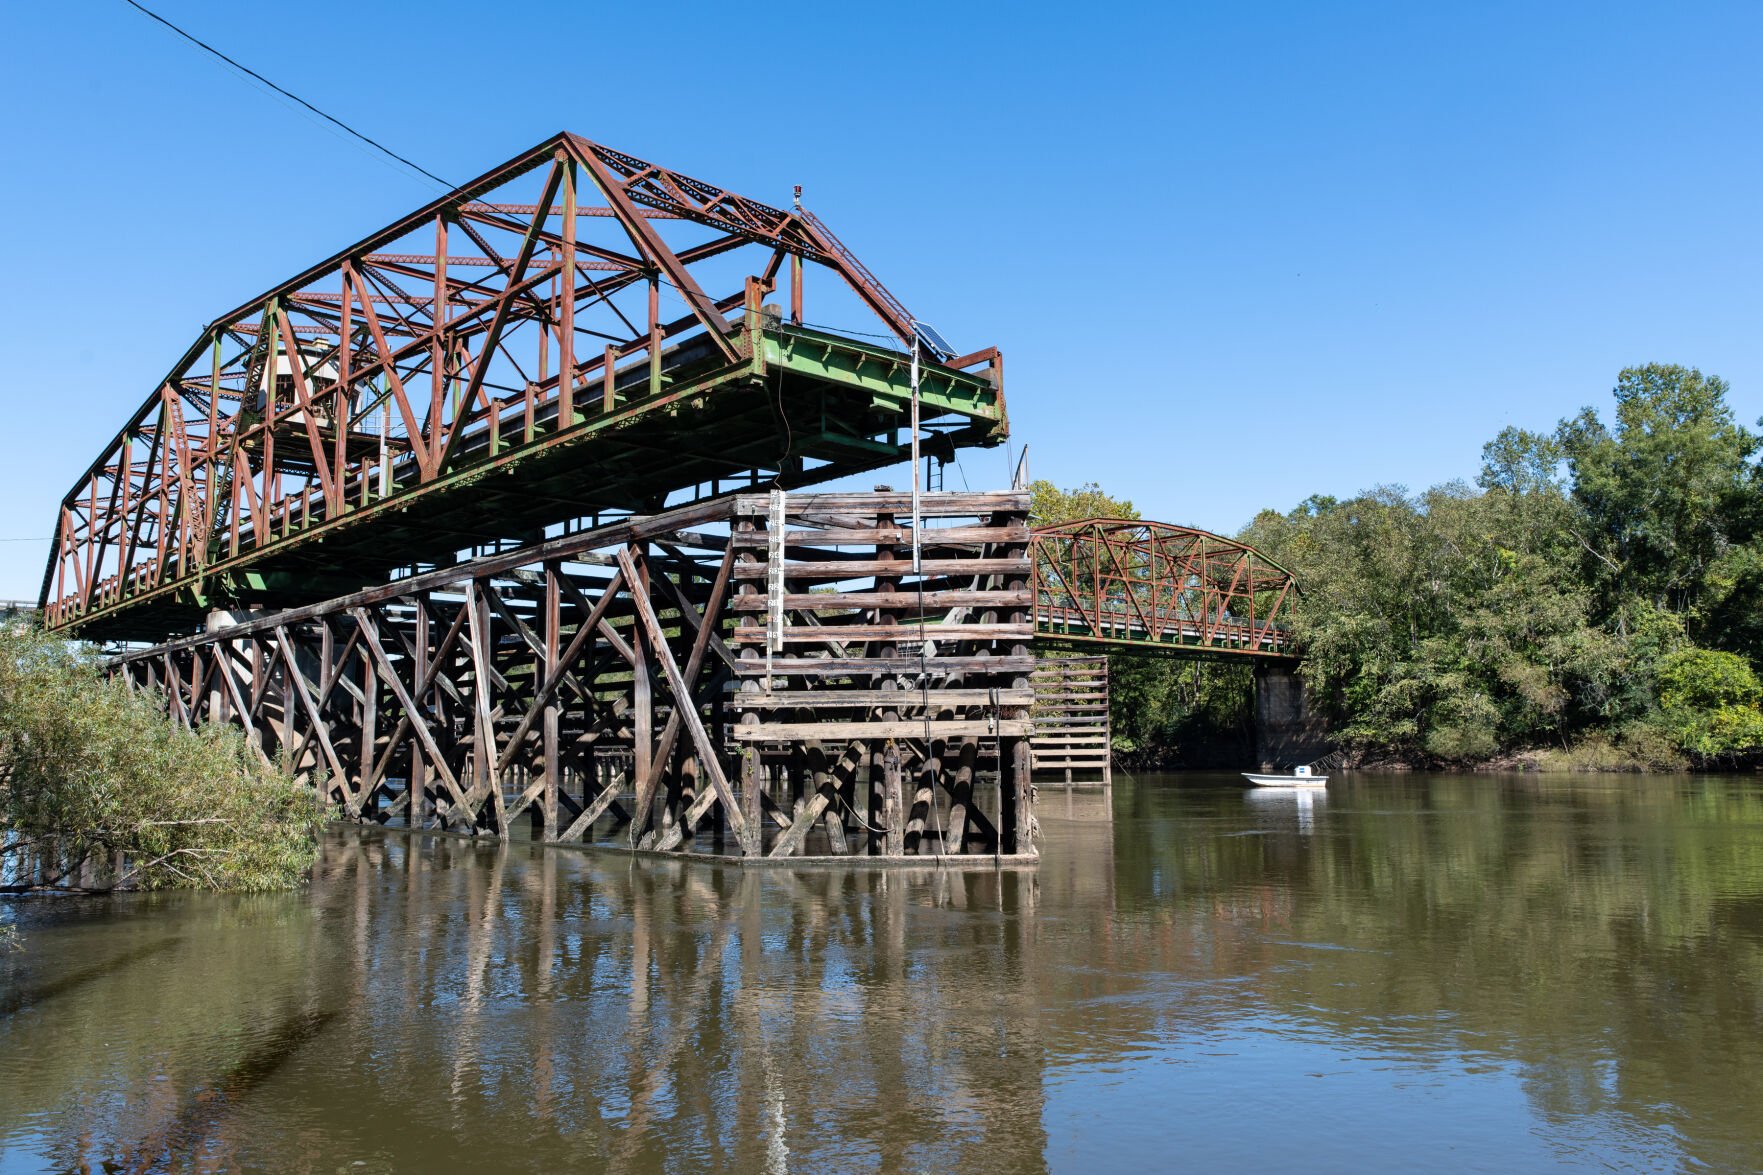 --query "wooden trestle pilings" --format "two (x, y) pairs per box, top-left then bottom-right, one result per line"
(1031, 656), (1112, 788)
(108, 491), (1038, 863)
